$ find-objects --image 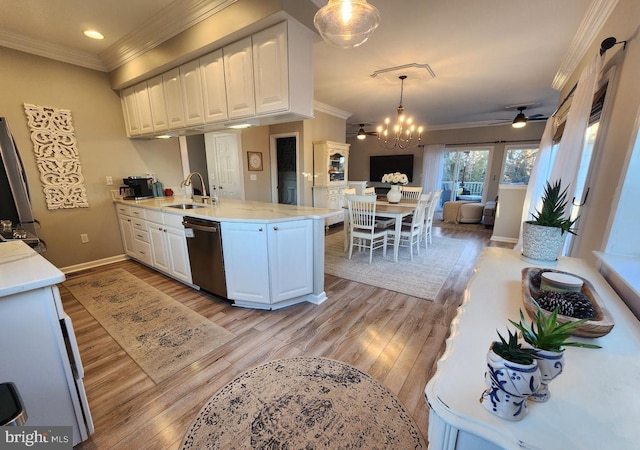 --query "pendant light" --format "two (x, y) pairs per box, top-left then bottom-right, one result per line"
(512, 107), (527, 128)
(314, 0), (381, 49)
(377, 76), (424, 150)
